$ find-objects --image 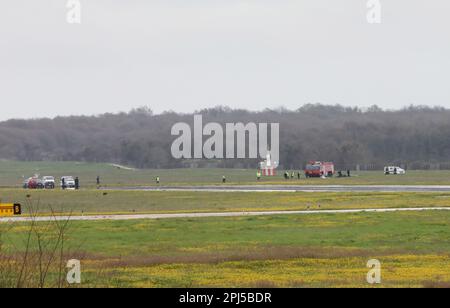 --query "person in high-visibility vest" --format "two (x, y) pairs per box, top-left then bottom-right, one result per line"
(222, 176), (226, 183)
(257, 170), (261, 181)
(156, 176), (160, 184)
